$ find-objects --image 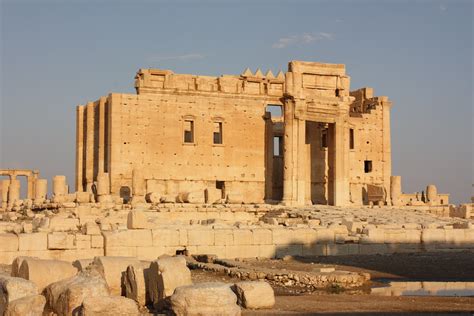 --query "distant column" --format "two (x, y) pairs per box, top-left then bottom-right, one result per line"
(8, 179), (21, 207)
(390, 176), (402, 206)
(264, 113), (273, 201)
(331, 119), (350, 206)
(76, 105), (85, 192)
(53, 175), (67, 197)
(34, 179), (48, 202)
(1, 179), (10, 209)
(281, 98), (295, 205)
(85, 101), (95, 192)
(98, 97), (106, 175)
(26, 176), (34, 199)
(132, 169), (145, 197)
(96, 172), (110, 196)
